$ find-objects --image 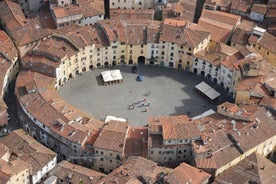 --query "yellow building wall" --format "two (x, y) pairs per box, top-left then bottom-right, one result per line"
(250, 42), (276, 65)
(7, 168), (29, 184)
